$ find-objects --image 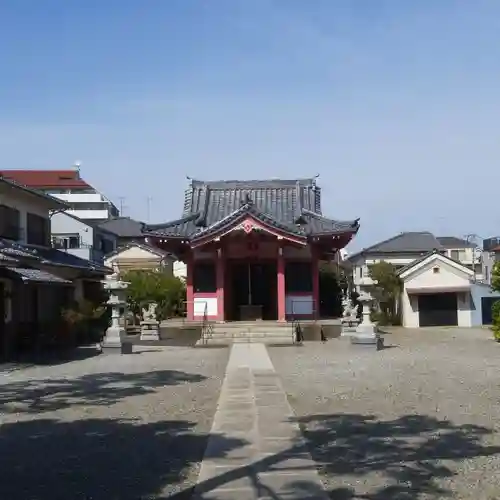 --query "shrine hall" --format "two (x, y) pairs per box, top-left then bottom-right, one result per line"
(144, 178), (359, 322)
